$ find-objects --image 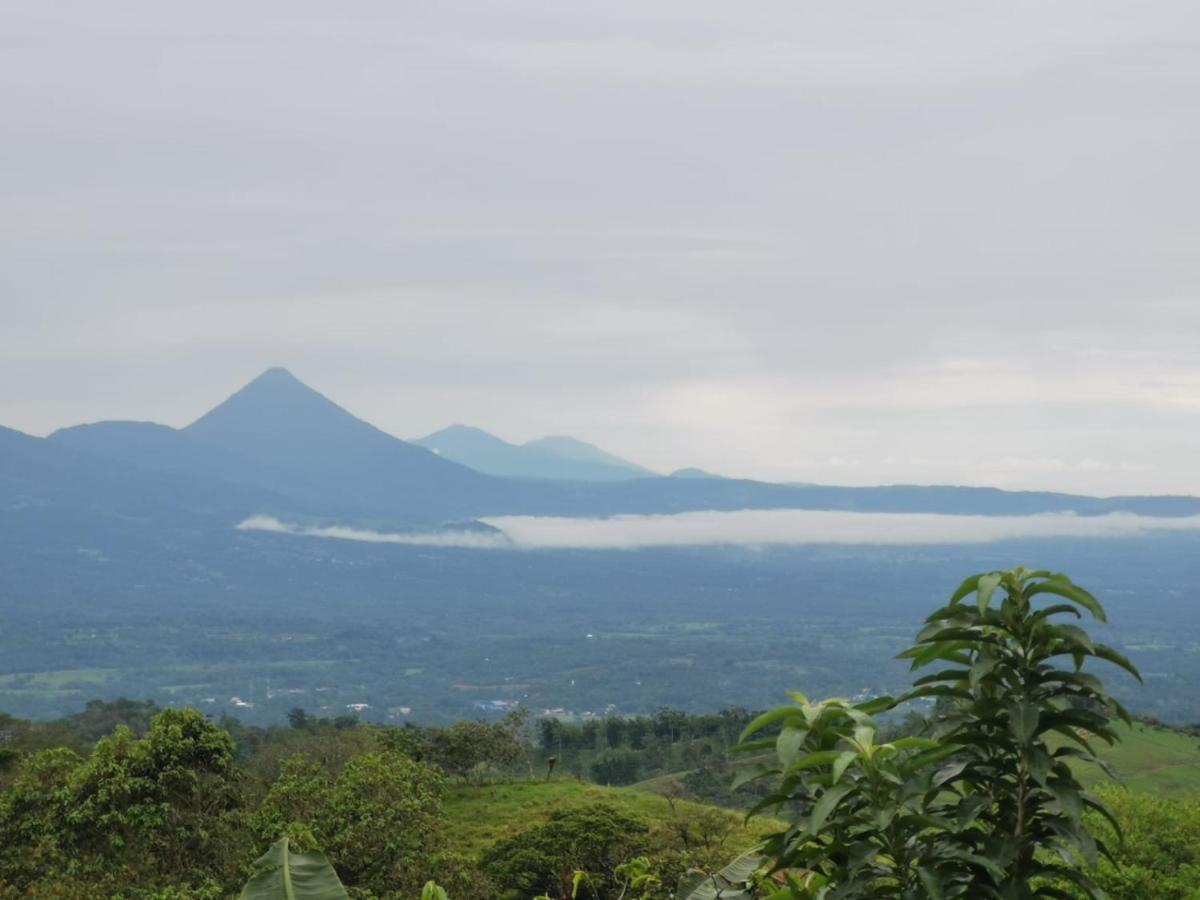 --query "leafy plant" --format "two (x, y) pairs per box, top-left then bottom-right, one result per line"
(902, 567), (1140, 896)
(676, 851), (767, 899)
(738, 567), (1142, 899)
(735, 695), (970, 896)
(239, 837), (348, 899)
